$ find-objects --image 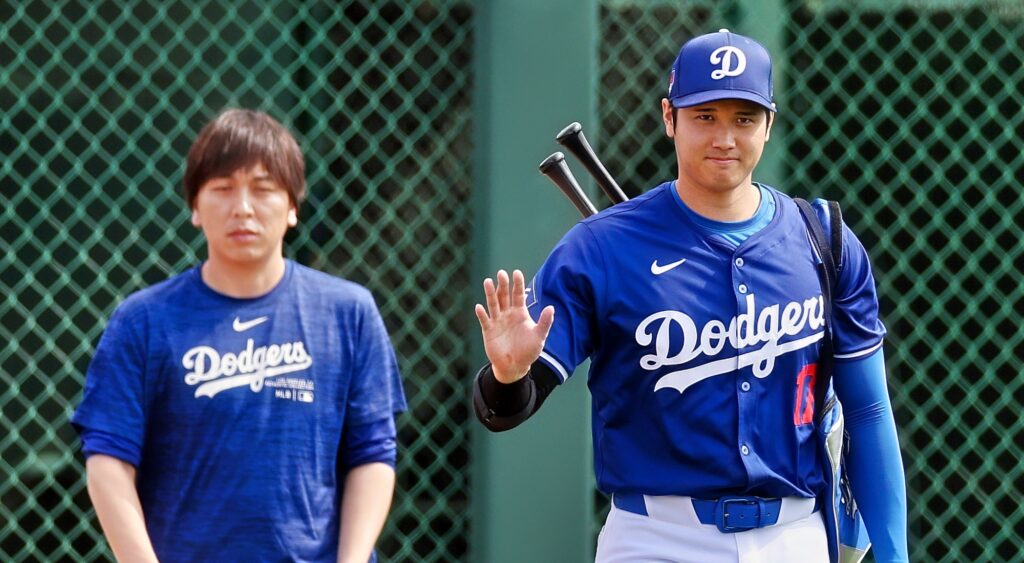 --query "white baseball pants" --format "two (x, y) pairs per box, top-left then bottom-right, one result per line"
(596, 496), (829, 563)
